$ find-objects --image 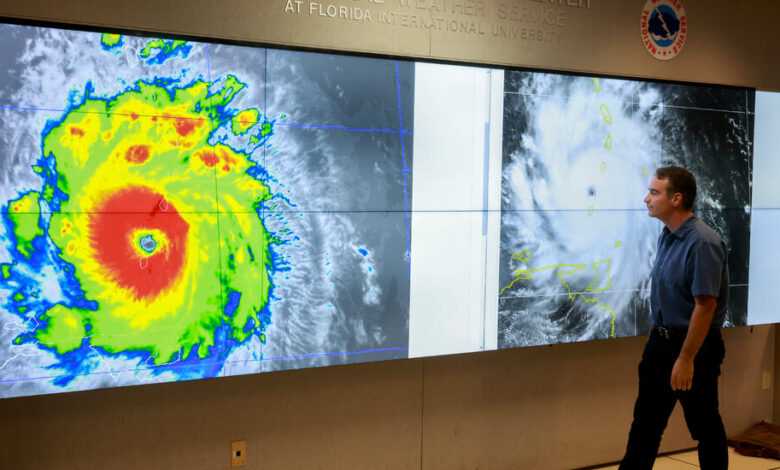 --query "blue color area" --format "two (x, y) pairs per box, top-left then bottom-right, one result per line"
(0, 347), (408, 386)
(224, 291), (241, 317)
(648, 5), (680, 47)
(139, 235), (156, 253)
(358, 248), (369, 257)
